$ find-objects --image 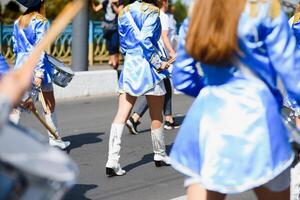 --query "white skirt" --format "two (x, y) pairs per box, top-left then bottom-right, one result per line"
(119, 80), (166, 96)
